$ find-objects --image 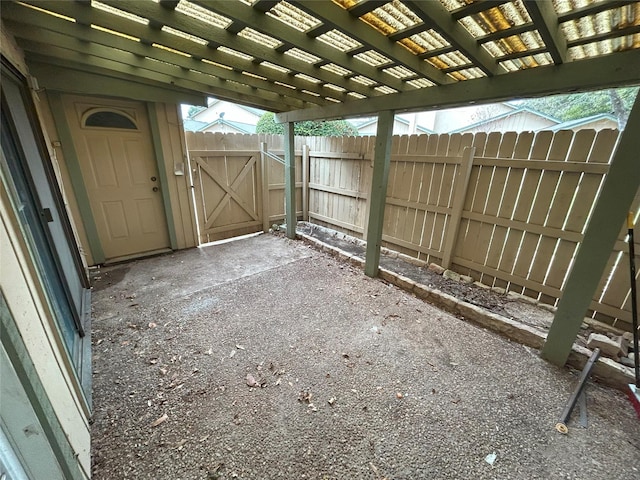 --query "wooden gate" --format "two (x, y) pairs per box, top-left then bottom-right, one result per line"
(190, 149), (263, 243)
